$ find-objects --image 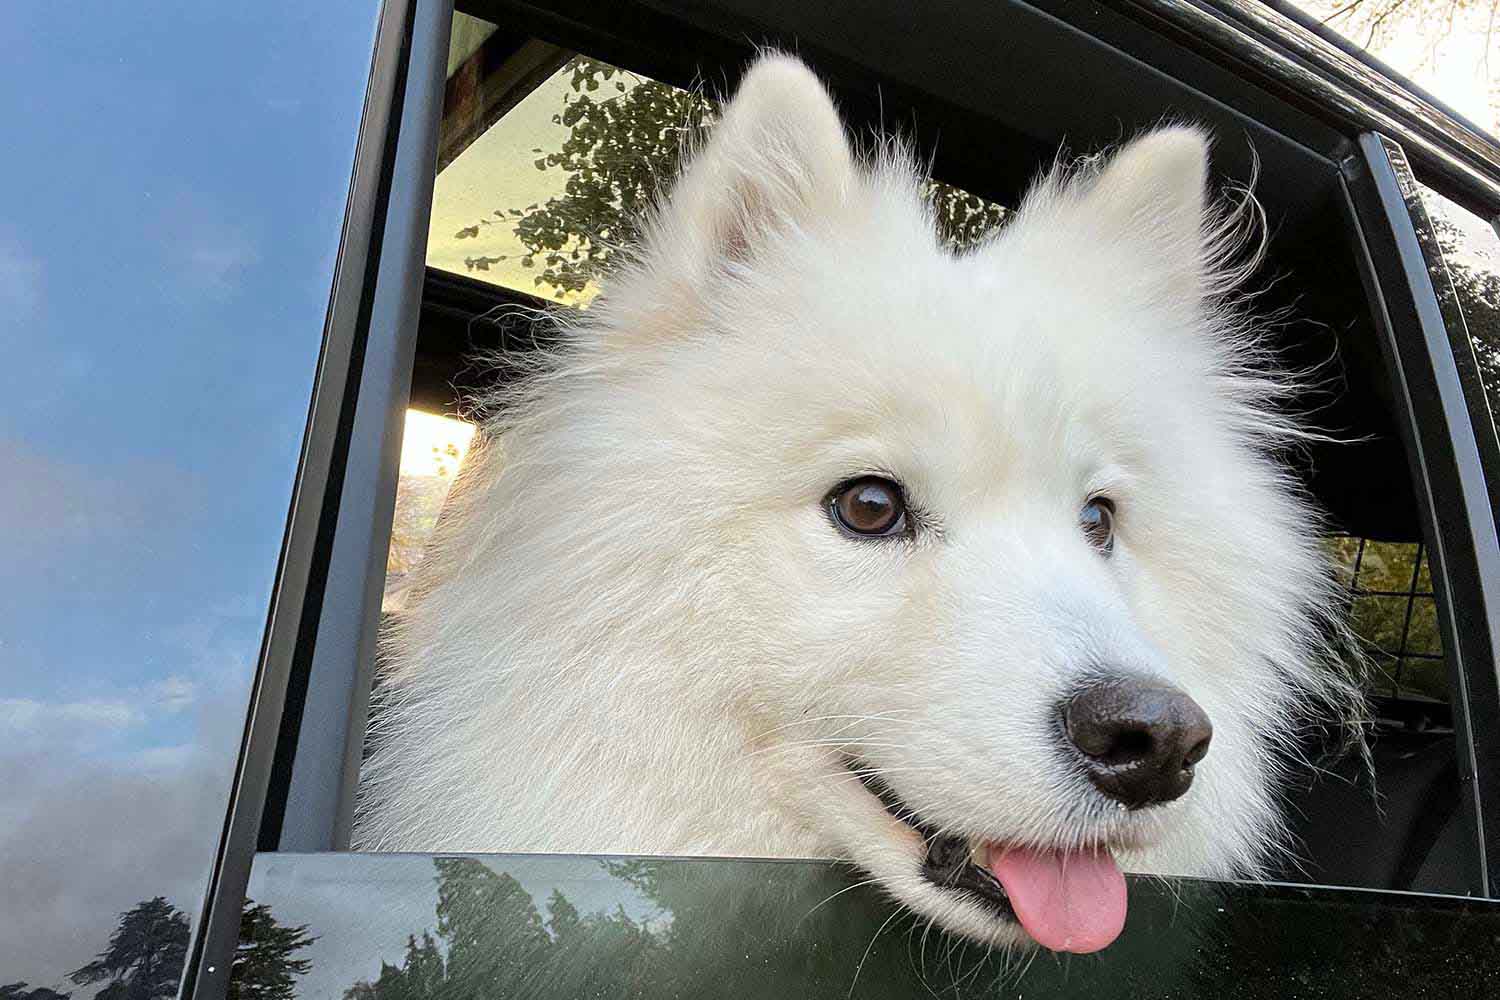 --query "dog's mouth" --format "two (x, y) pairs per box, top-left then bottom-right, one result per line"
(845, 757), (1128, 953)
